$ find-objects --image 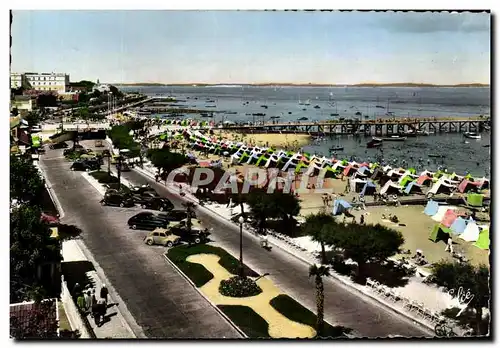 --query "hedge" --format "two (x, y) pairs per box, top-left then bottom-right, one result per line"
(166, 244), (258, 288)
(269, 294), (352, 338)
(217, 305), (270, 339)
